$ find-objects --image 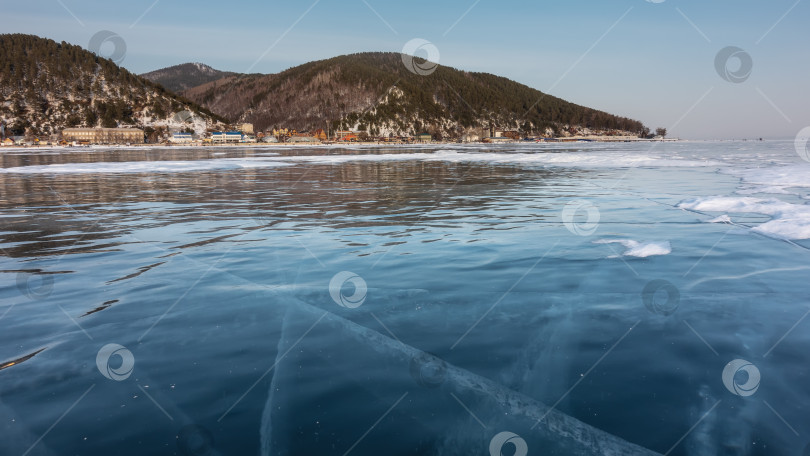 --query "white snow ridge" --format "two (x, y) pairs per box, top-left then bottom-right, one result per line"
(678, 196), (810, 240)
(594, 239), (672, 258)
